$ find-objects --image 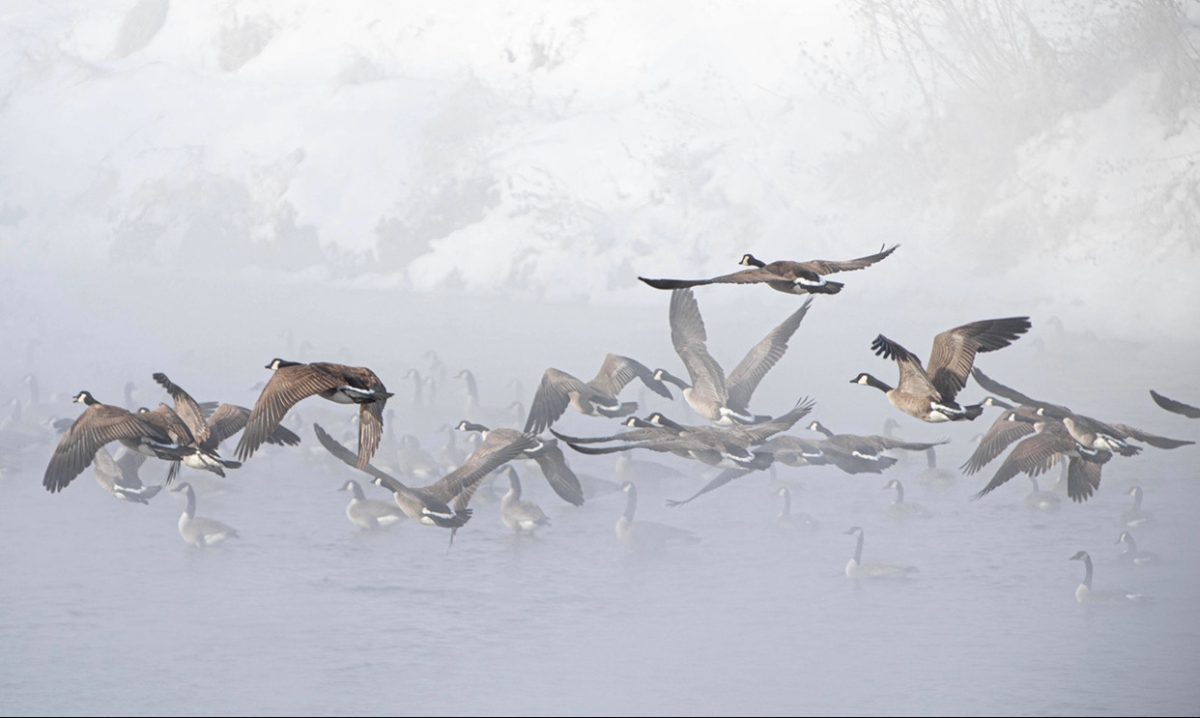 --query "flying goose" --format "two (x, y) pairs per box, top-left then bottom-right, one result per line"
(972, 418), (1111, 503)
(456, 421), (585, 506)
(339, 479), (405, 531)
(883, 479), (930, 518)
(959, 404), (1043, 475)
(972, 369), (1194, 450)
(1123, 486), (1152, 528)
(1115, 531), (1157, 566)
(313, 423), (534, 537)
(775, 486), (818, 530)
(843, 526), (917, 578)
(1069, 551), (1144, 604)
(170, 482), (239, 547)
(853, 317), (1031, 422)
(759, 435), (830, 468)
(638, 244), (899, 296)
(655, 289), (810, 424)
(1149, 390), (1200, 418)
(615, 482), (698, 548)
(150, 373), (244, 478)
(43, 391), (196, 493)
(237, 359), (392, 469)
(92, 447), (162, 504)
(523, 354), (672, 435)
(500, 466), (551, 534)
(805, 420), (946, 473)
(199, 403), (301, 452)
